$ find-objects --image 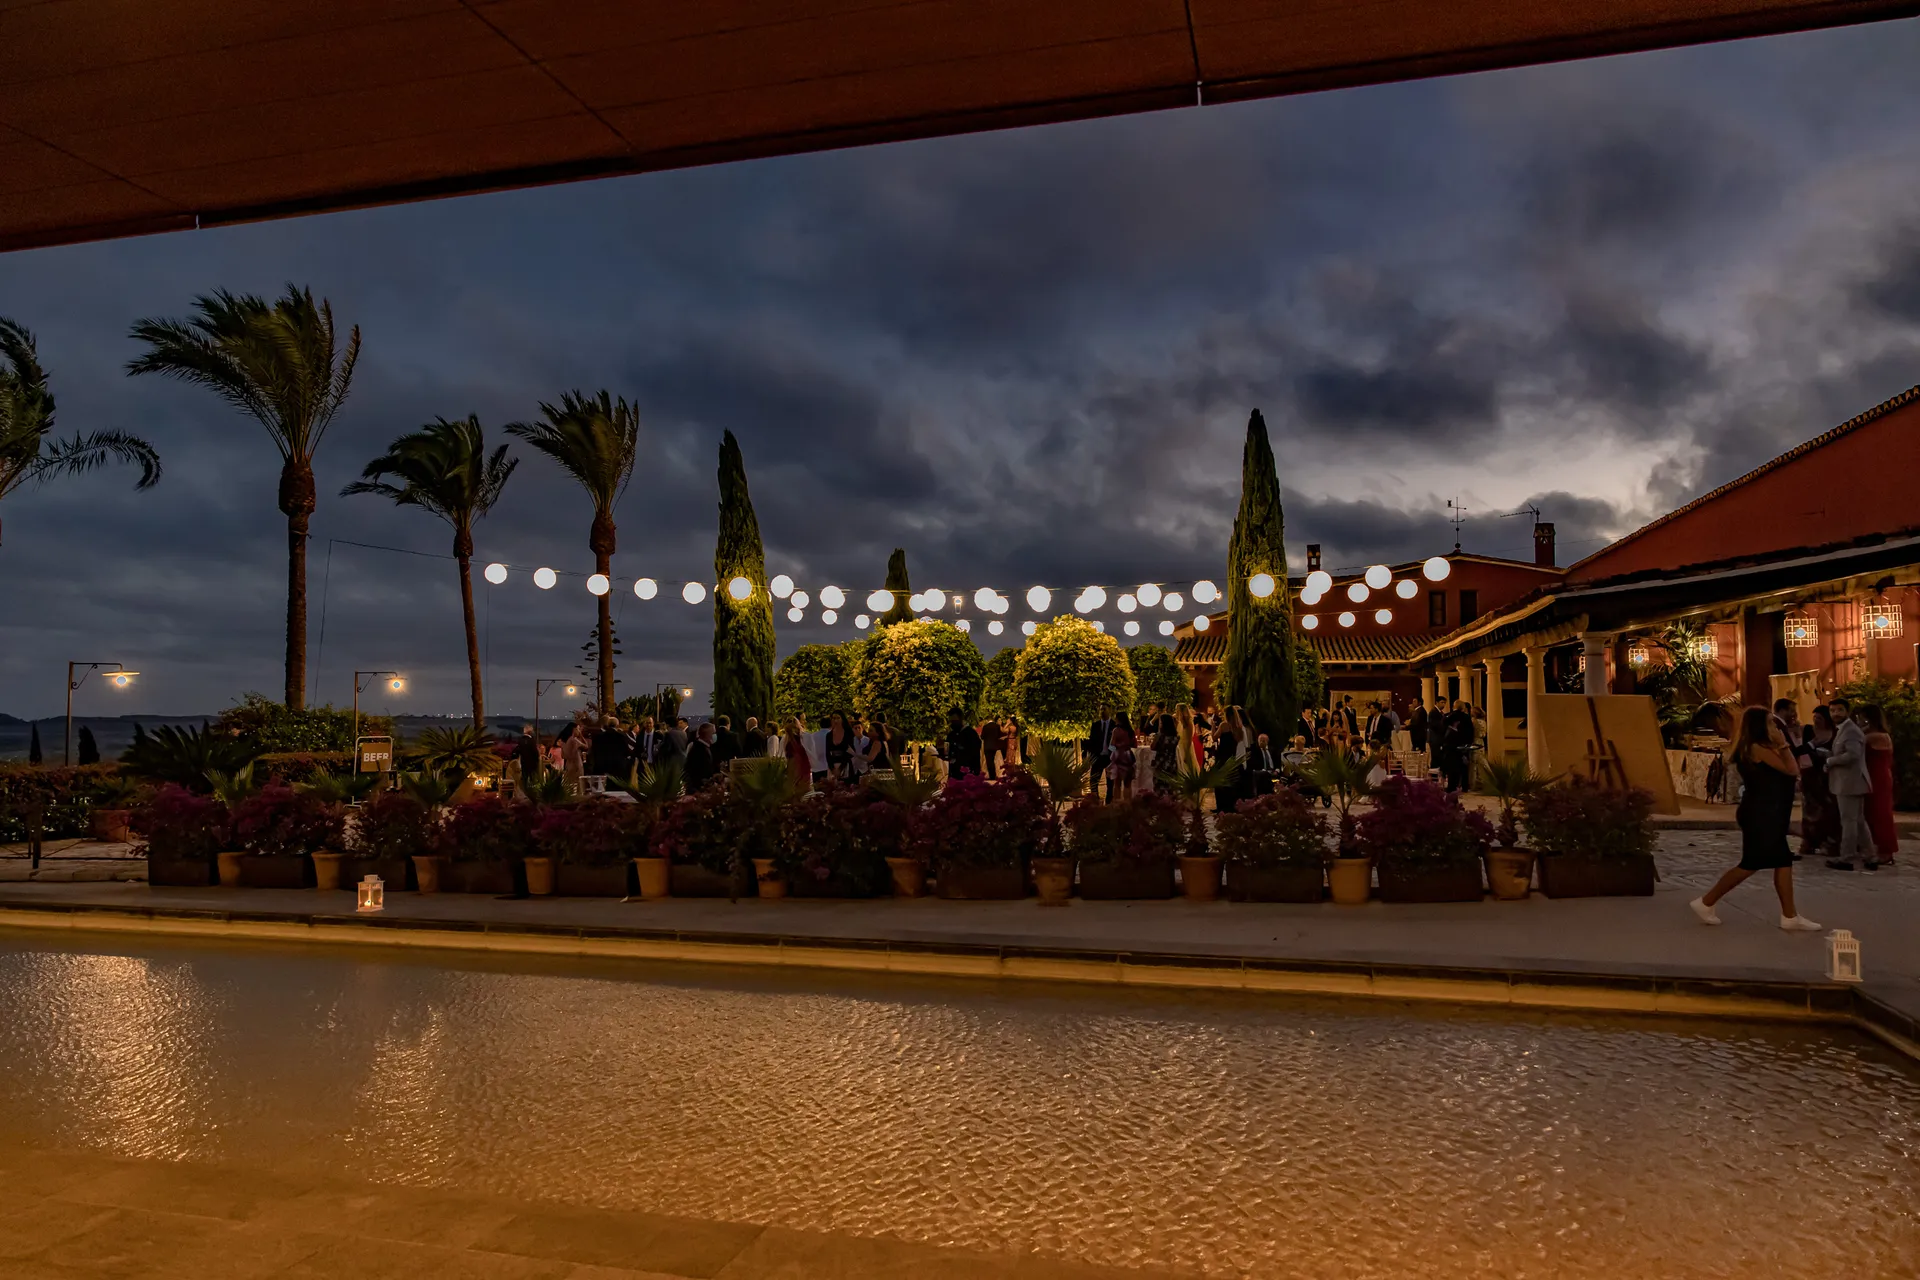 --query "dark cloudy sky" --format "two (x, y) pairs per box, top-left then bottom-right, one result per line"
(4, 20), (1920, 719)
